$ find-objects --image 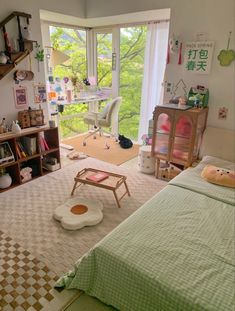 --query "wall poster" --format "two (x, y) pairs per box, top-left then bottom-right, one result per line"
(184, 41), (215, 74)
(13, 86), (28, 109)
(34, 84), (47, 104)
